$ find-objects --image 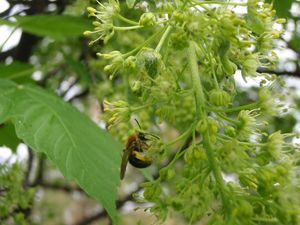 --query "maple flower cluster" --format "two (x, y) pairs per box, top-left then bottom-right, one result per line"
(86, 0), (300, 224)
